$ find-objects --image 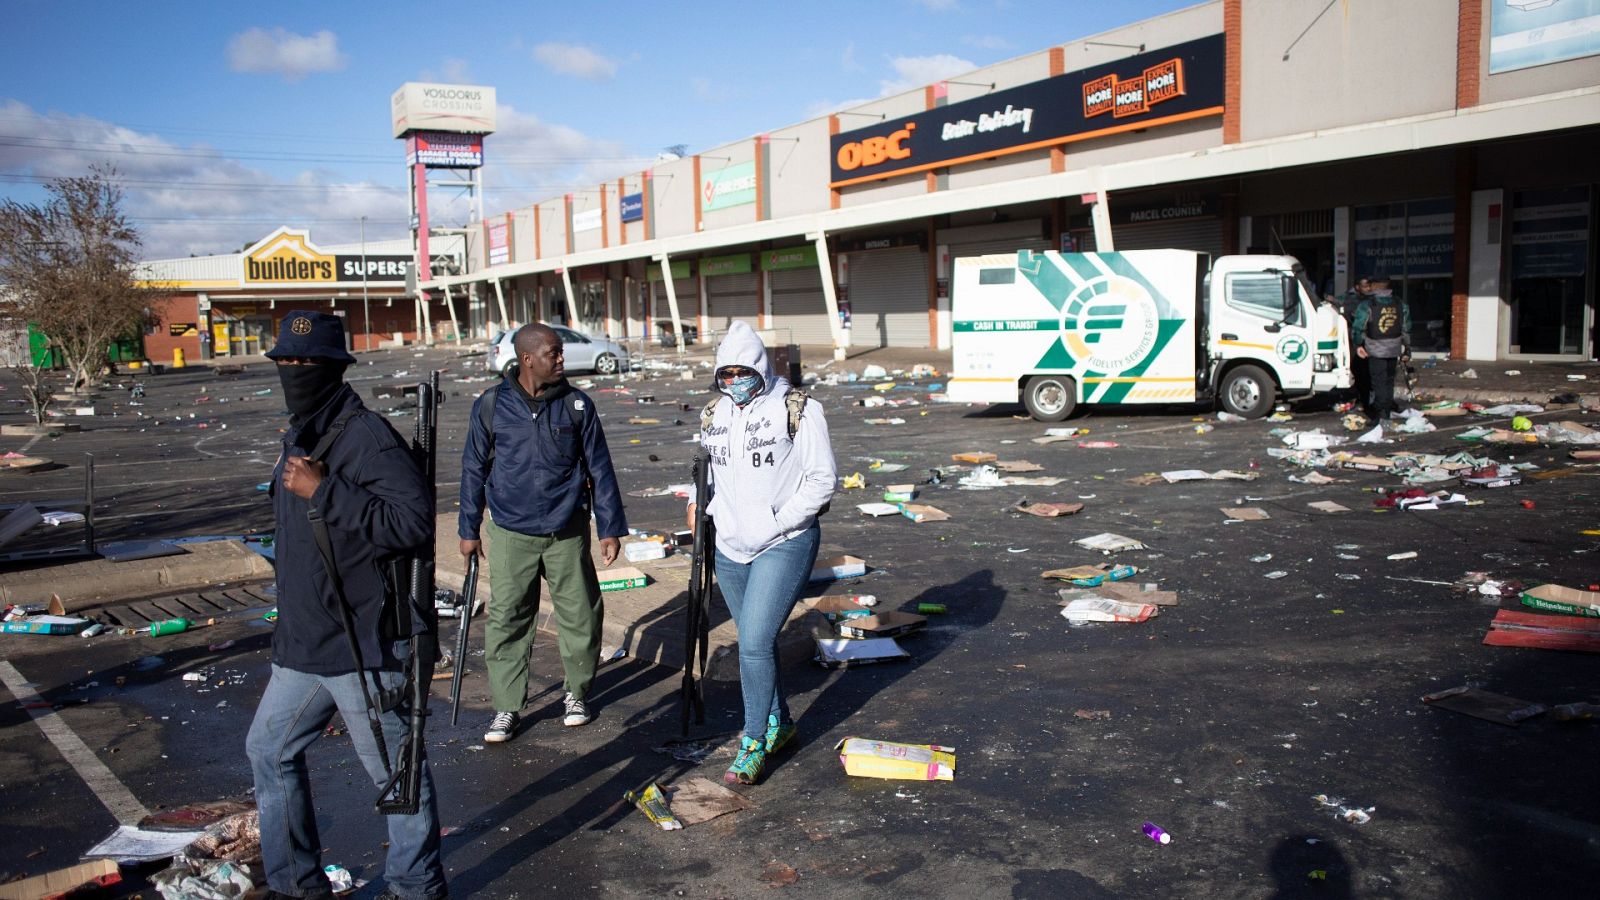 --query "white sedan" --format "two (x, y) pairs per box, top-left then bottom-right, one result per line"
(486, 326), (629, 375)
